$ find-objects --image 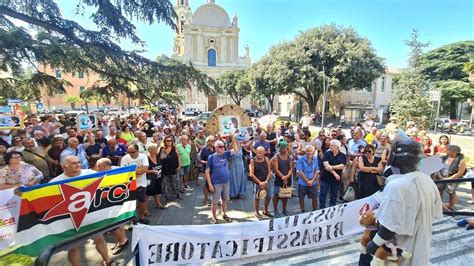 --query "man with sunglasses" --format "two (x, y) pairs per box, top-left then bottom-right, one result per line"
(120, 144), (149, 224)
(205, 135), (238, 224)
